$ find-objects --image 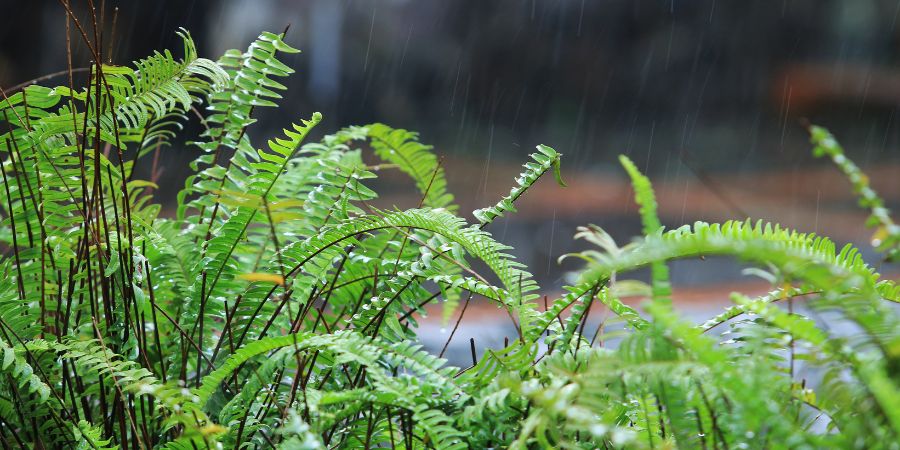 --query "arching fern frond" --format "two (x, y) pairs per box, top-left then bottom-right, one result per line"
(100, 29), (227, 131)
(338, 123), (456, 210)
(196, 330), (460, 408)
(576, 220), (900, 387)
(577, 220), (884, 294)
(473, 144), (564, 226)
(809, 125), (899, 261)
